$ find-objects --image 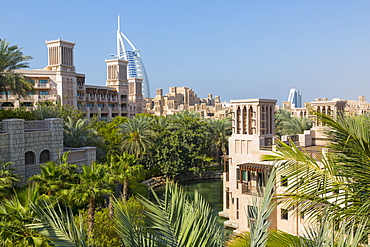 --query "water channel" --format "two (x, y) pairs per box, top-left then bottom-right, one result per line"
(155, 179), (233, 236)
